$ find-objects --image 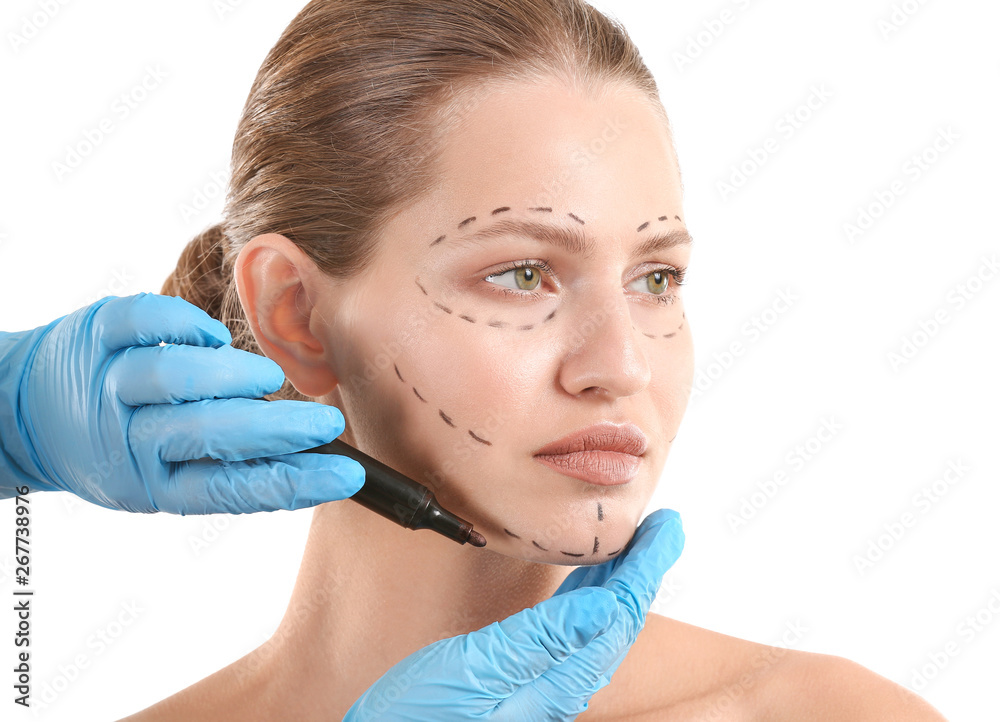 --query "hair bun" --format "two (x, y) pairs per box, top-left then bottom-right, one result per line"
(161, 223), (229, 322)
